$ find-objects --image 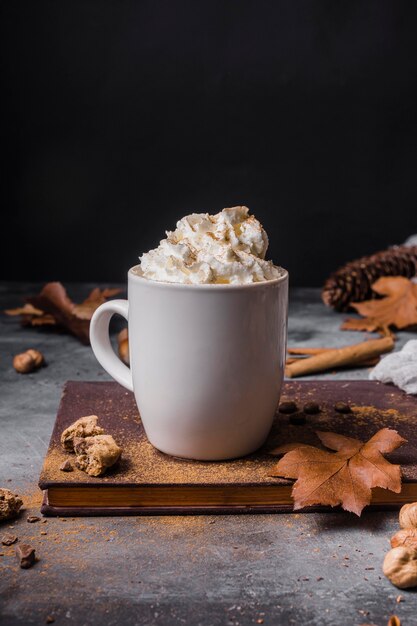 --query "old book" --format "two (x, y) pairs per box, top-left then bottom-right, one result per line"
(39, 380), (417, 516)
